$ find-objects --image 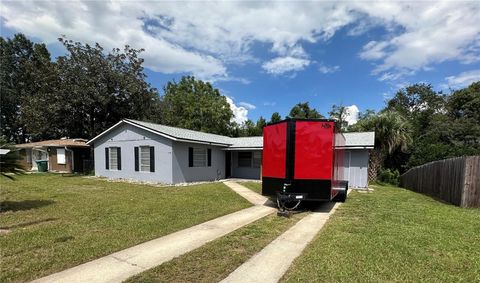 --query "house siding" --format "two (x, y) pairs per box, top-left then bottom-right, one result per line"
(172, 142), (226, 183)
(230, 151), (262, 179)
(18, 149), (31, 171)
(93, 123), (174, 183)
(48, 147), (73, 172)
(344, 149), (369, 188)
